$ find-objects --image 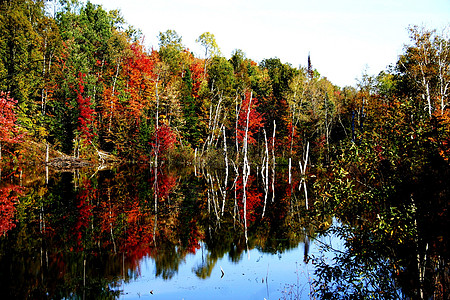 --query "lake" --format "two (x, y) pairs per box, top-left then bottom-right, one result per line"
(0, 163), (447, 299)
